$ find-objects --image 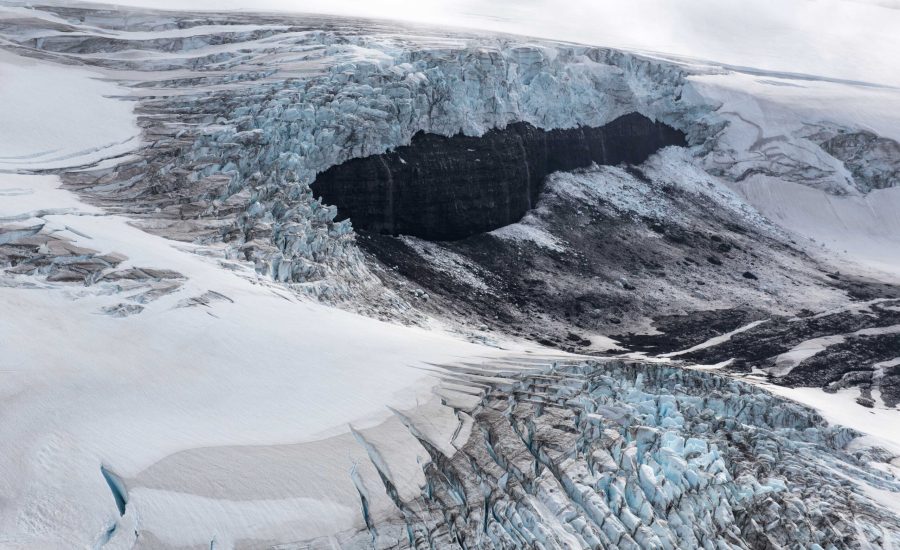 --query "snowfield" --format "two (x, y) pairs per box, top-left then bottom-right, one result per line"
(0, 49), (139, 171)
(1, 1), (899, 547)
